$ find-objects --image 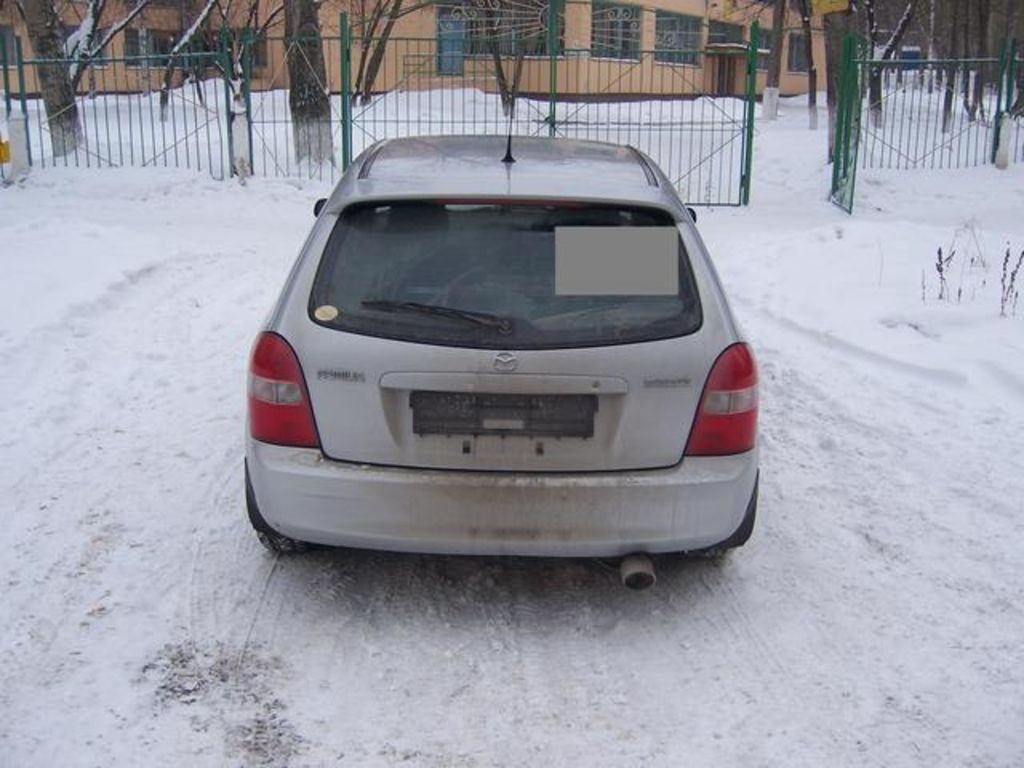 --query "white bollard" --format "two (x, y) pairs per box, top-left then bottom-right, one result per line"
(762, 86), (780, 120)
(995, 114), (1011, 170)
(7, 112), (29, 179)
